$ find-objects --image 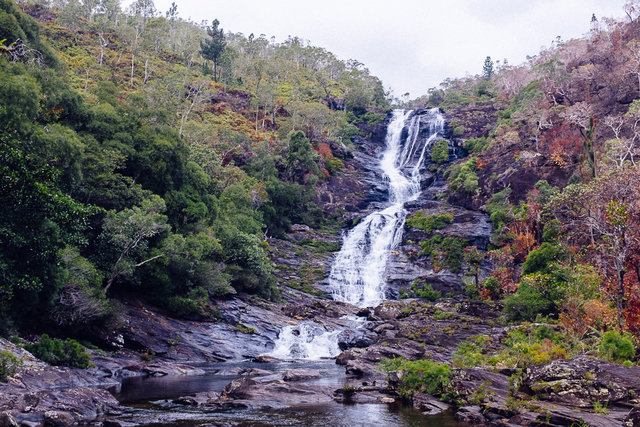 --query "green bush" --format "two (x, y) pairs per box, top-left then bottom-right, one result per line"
(409, 281), (441, 301)
(599, 331), (635, 363)
(522, 243), (568, 275)
(430, 139), (450, 164)
(419, 235), (468, 272)
(380, 357), (451, 398)
(325, 156), (344, 175)
(503, 283), (555, 321)
(463, 137), (488, 154)
(447, 158), (478, 195)
(452, 126), (465, 138)
(25, 334), (92, 368)
(406, 211), (453, 234)
(0, 351), (22, 381)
